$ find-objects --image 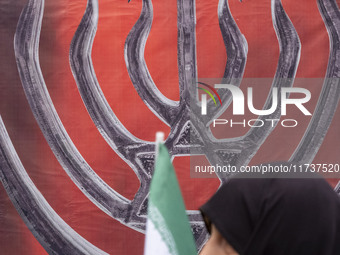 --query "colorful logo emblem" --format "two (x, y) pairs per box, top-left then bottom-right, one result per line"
(197, 82), (222, 115)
